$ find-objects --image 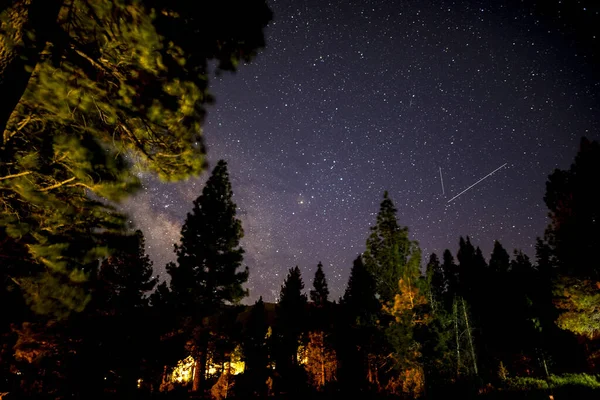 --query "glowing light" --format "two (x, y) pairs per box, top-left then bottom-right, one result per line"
(169, 349), (246, 385)
(171, 355), (195, 384)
